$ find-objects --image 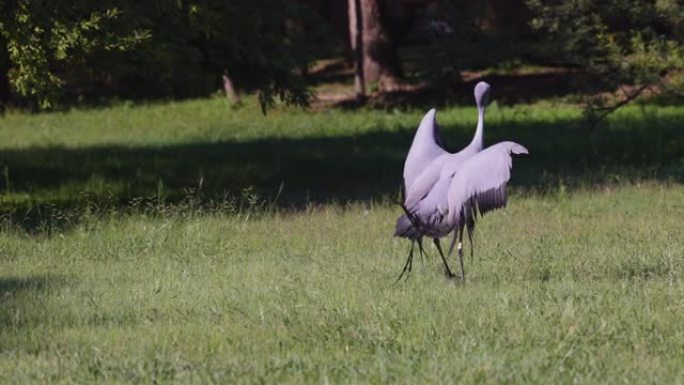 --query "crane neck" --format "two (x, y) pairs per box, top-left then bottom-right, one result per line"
(469, 105), (485, 151)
